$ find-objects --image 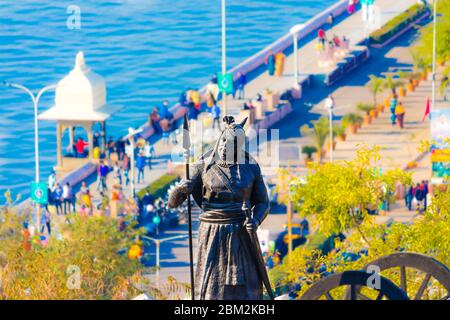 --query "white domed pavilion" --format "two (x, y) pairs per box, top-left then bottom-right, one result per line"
(39, 51), (121, 168)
